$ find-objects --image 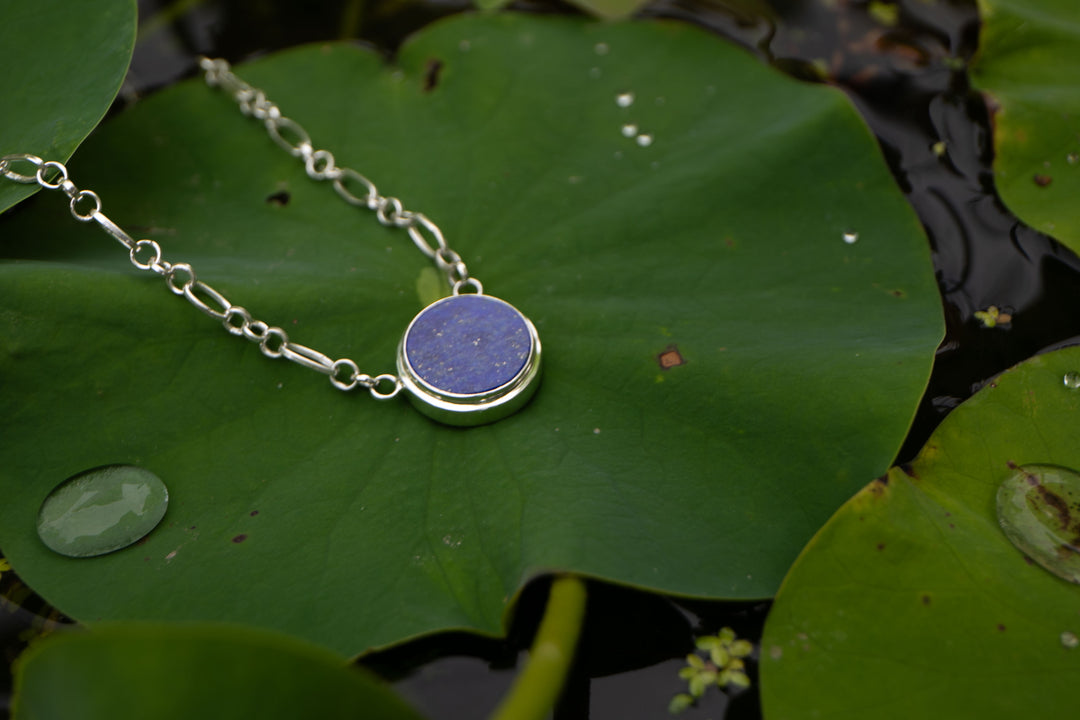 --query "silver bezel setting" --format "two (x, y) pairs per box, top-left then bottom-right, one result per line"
(396, 295), (542, 426)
